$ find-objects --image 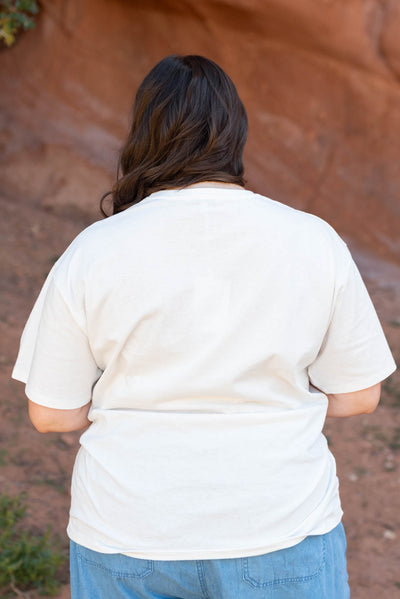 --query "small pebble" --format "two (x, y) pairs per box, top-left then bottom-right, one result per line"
(384, 458), (396, 472)
(383, 529), (396, 540)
